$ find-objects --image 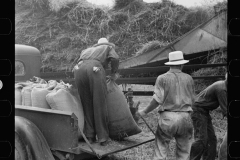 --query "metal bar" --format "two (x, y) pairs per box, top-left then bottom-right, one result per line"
(116, 75), (225, 85)
(41, 75), (225, 87)
(192, 75), (225, 79)
(77, 126), (101, 159)
(109, 63), (227, 75)
(123, 91), (153, 96)
(183, 63), (227, 70)
(139, 116), (156, 136)
(134, 102), (155, 136)
(40, 63), (227, 79)
(43, 75), (224, 86)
